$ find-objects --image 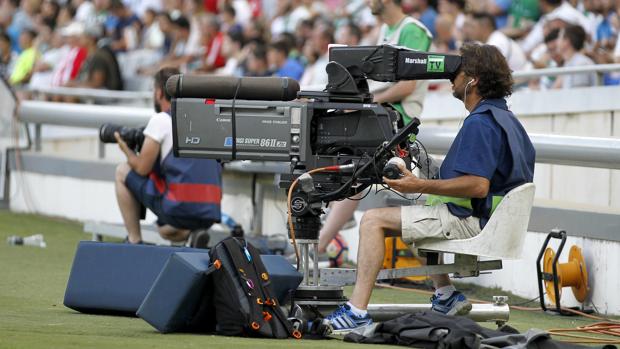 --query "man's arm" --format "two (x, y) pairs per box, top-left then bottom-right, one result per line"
(373, 80), (418, 104)
(115, 133), (160, 176)
(383, 162), (490, 199)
